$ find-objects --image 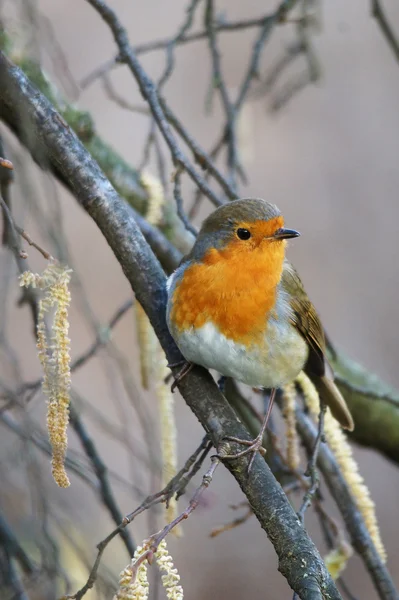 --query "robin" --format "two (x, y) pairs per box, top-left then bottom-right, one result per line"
(166, 198), (354, 465)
